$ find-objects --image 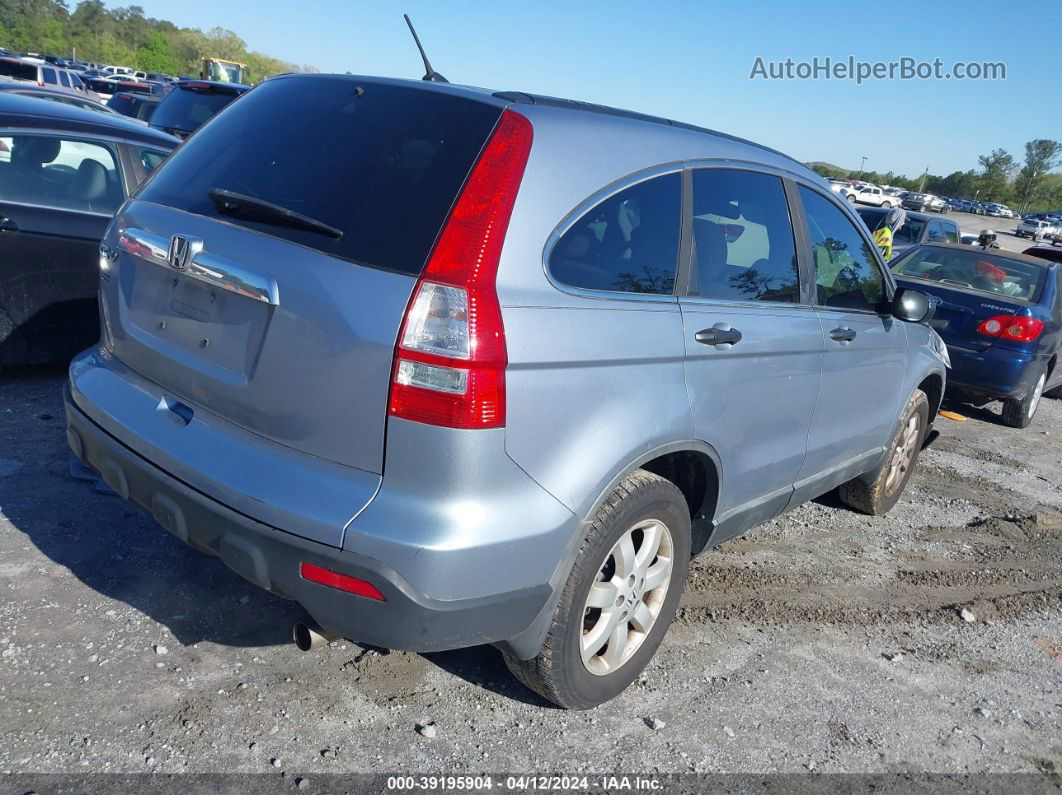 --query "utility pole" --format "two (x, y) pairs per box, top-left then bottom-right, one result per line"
(917, 165), (929, 193)
(856, 156), (868, 181)
(1019, 175), (1034, 215)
